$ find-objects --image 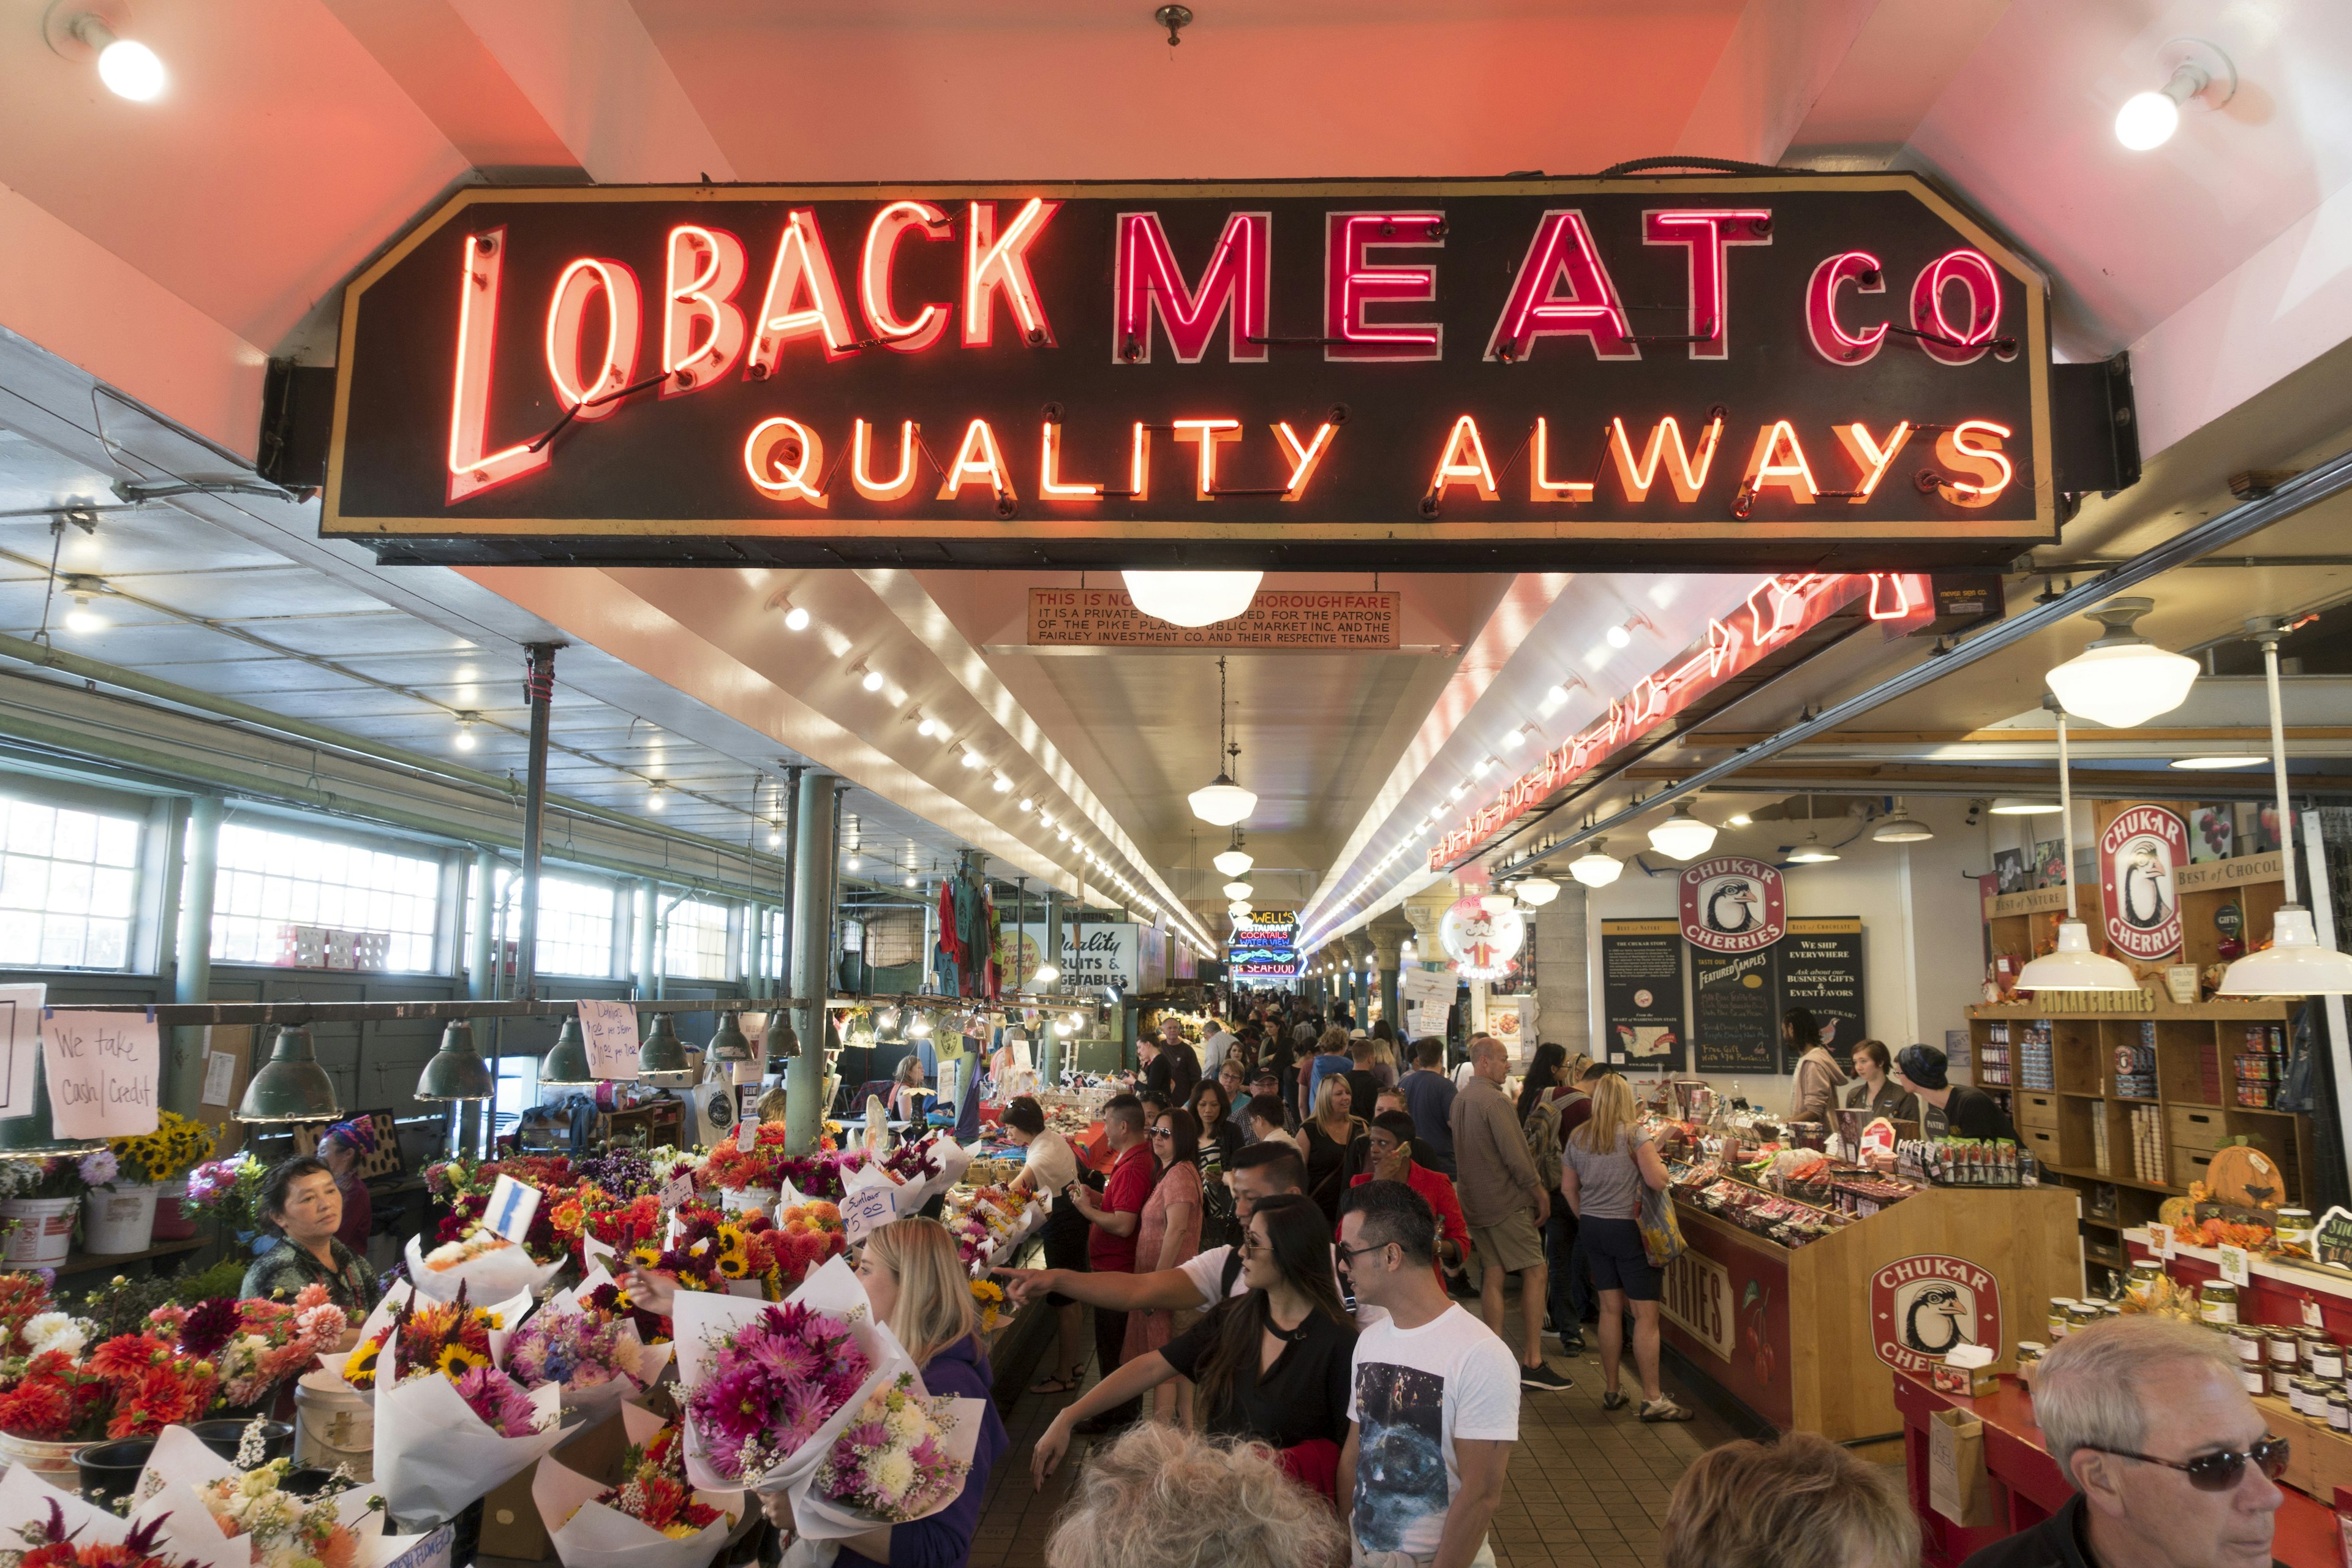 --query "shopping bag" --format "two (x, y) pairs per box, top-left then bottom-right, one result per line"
(1928, 1407), (2000, 1527)
(1637, 1184), (1687, 1268)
